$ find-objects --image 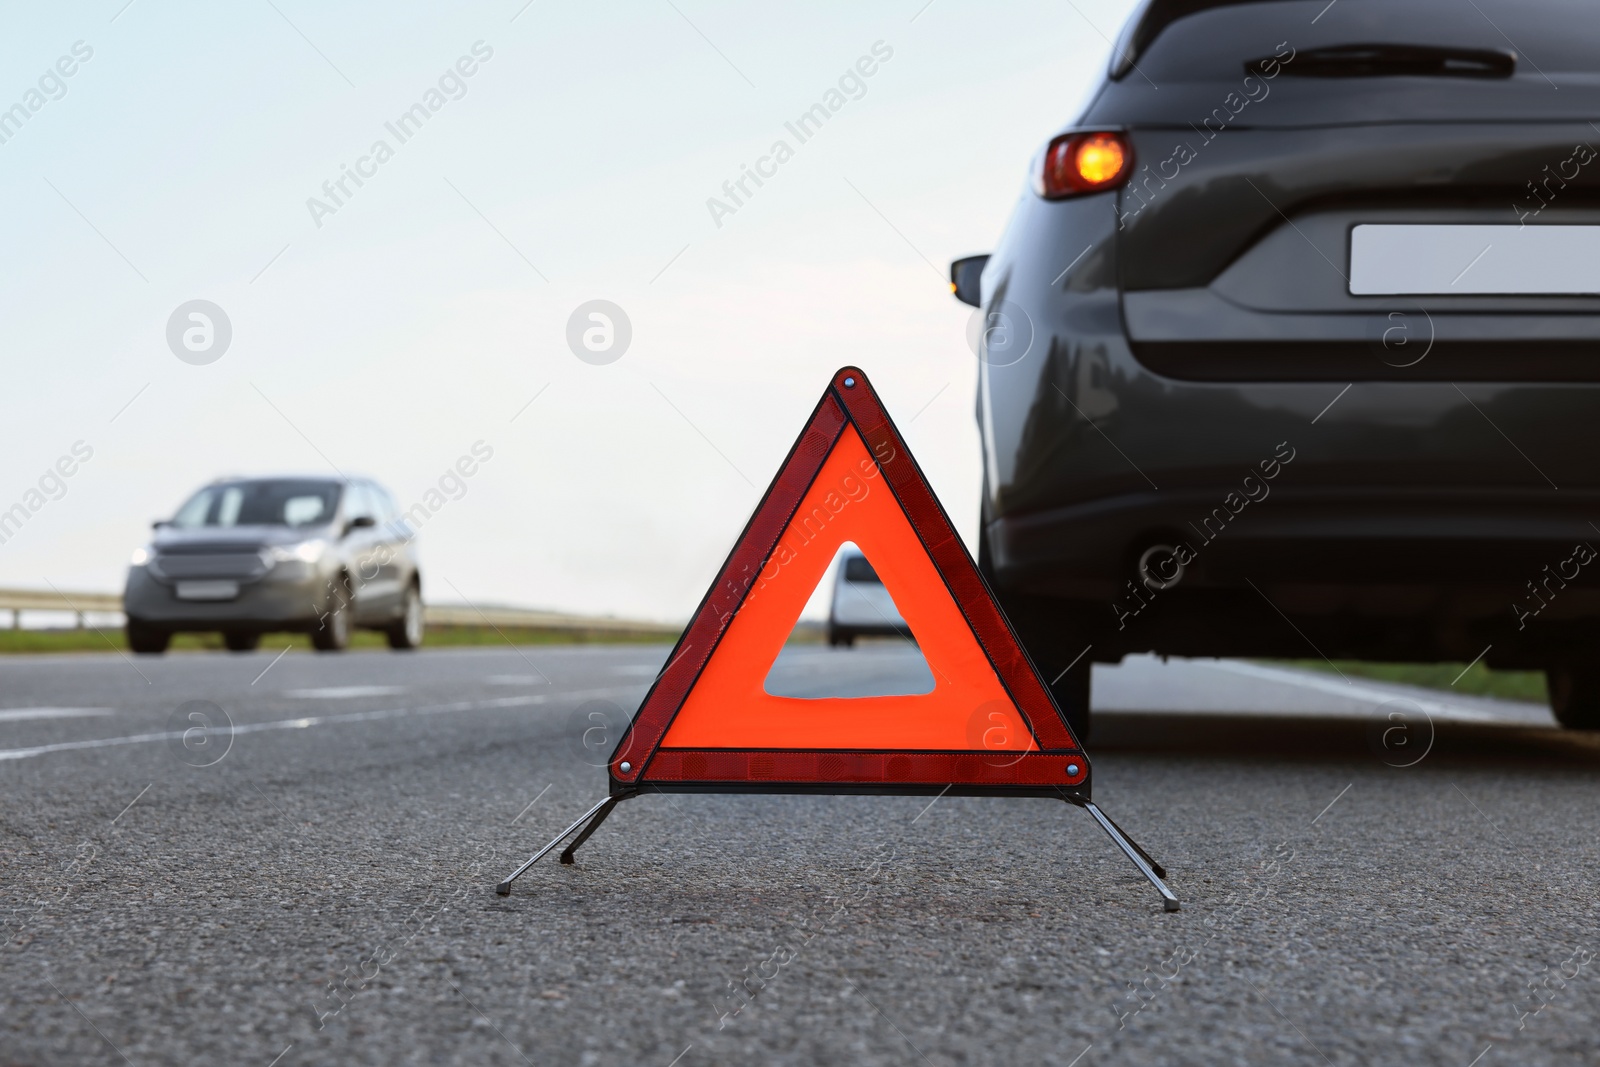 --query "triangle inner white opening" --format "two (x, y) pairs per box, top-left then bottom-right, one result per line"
(763, 543), (935, 698)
